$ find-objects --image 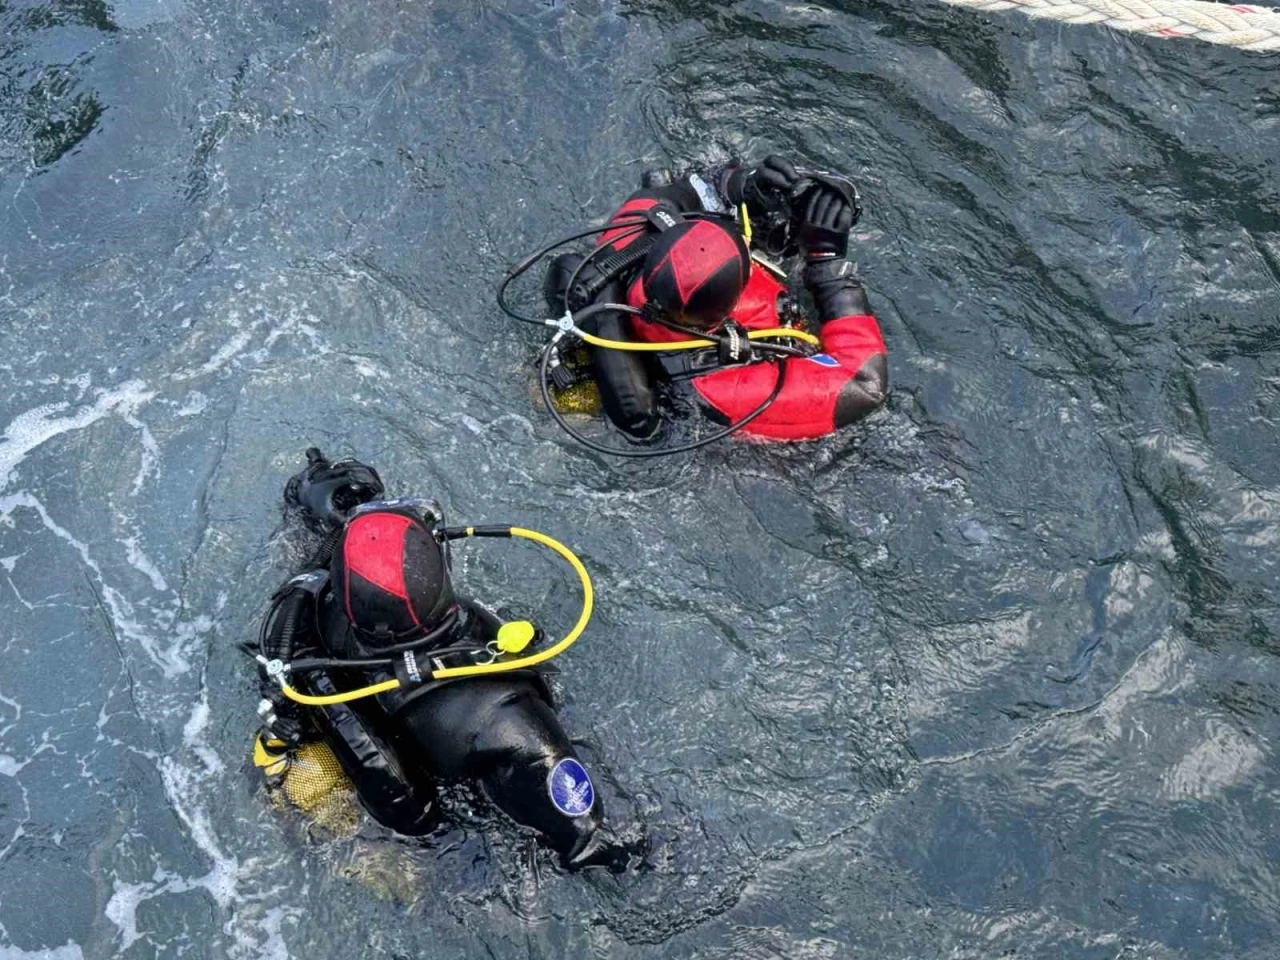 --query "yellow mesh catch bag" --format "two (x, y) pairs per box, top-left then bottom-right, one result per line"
(282, 741), (351, 812)
(551, 379), (602, 415)
(255, 736), (361, 836)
